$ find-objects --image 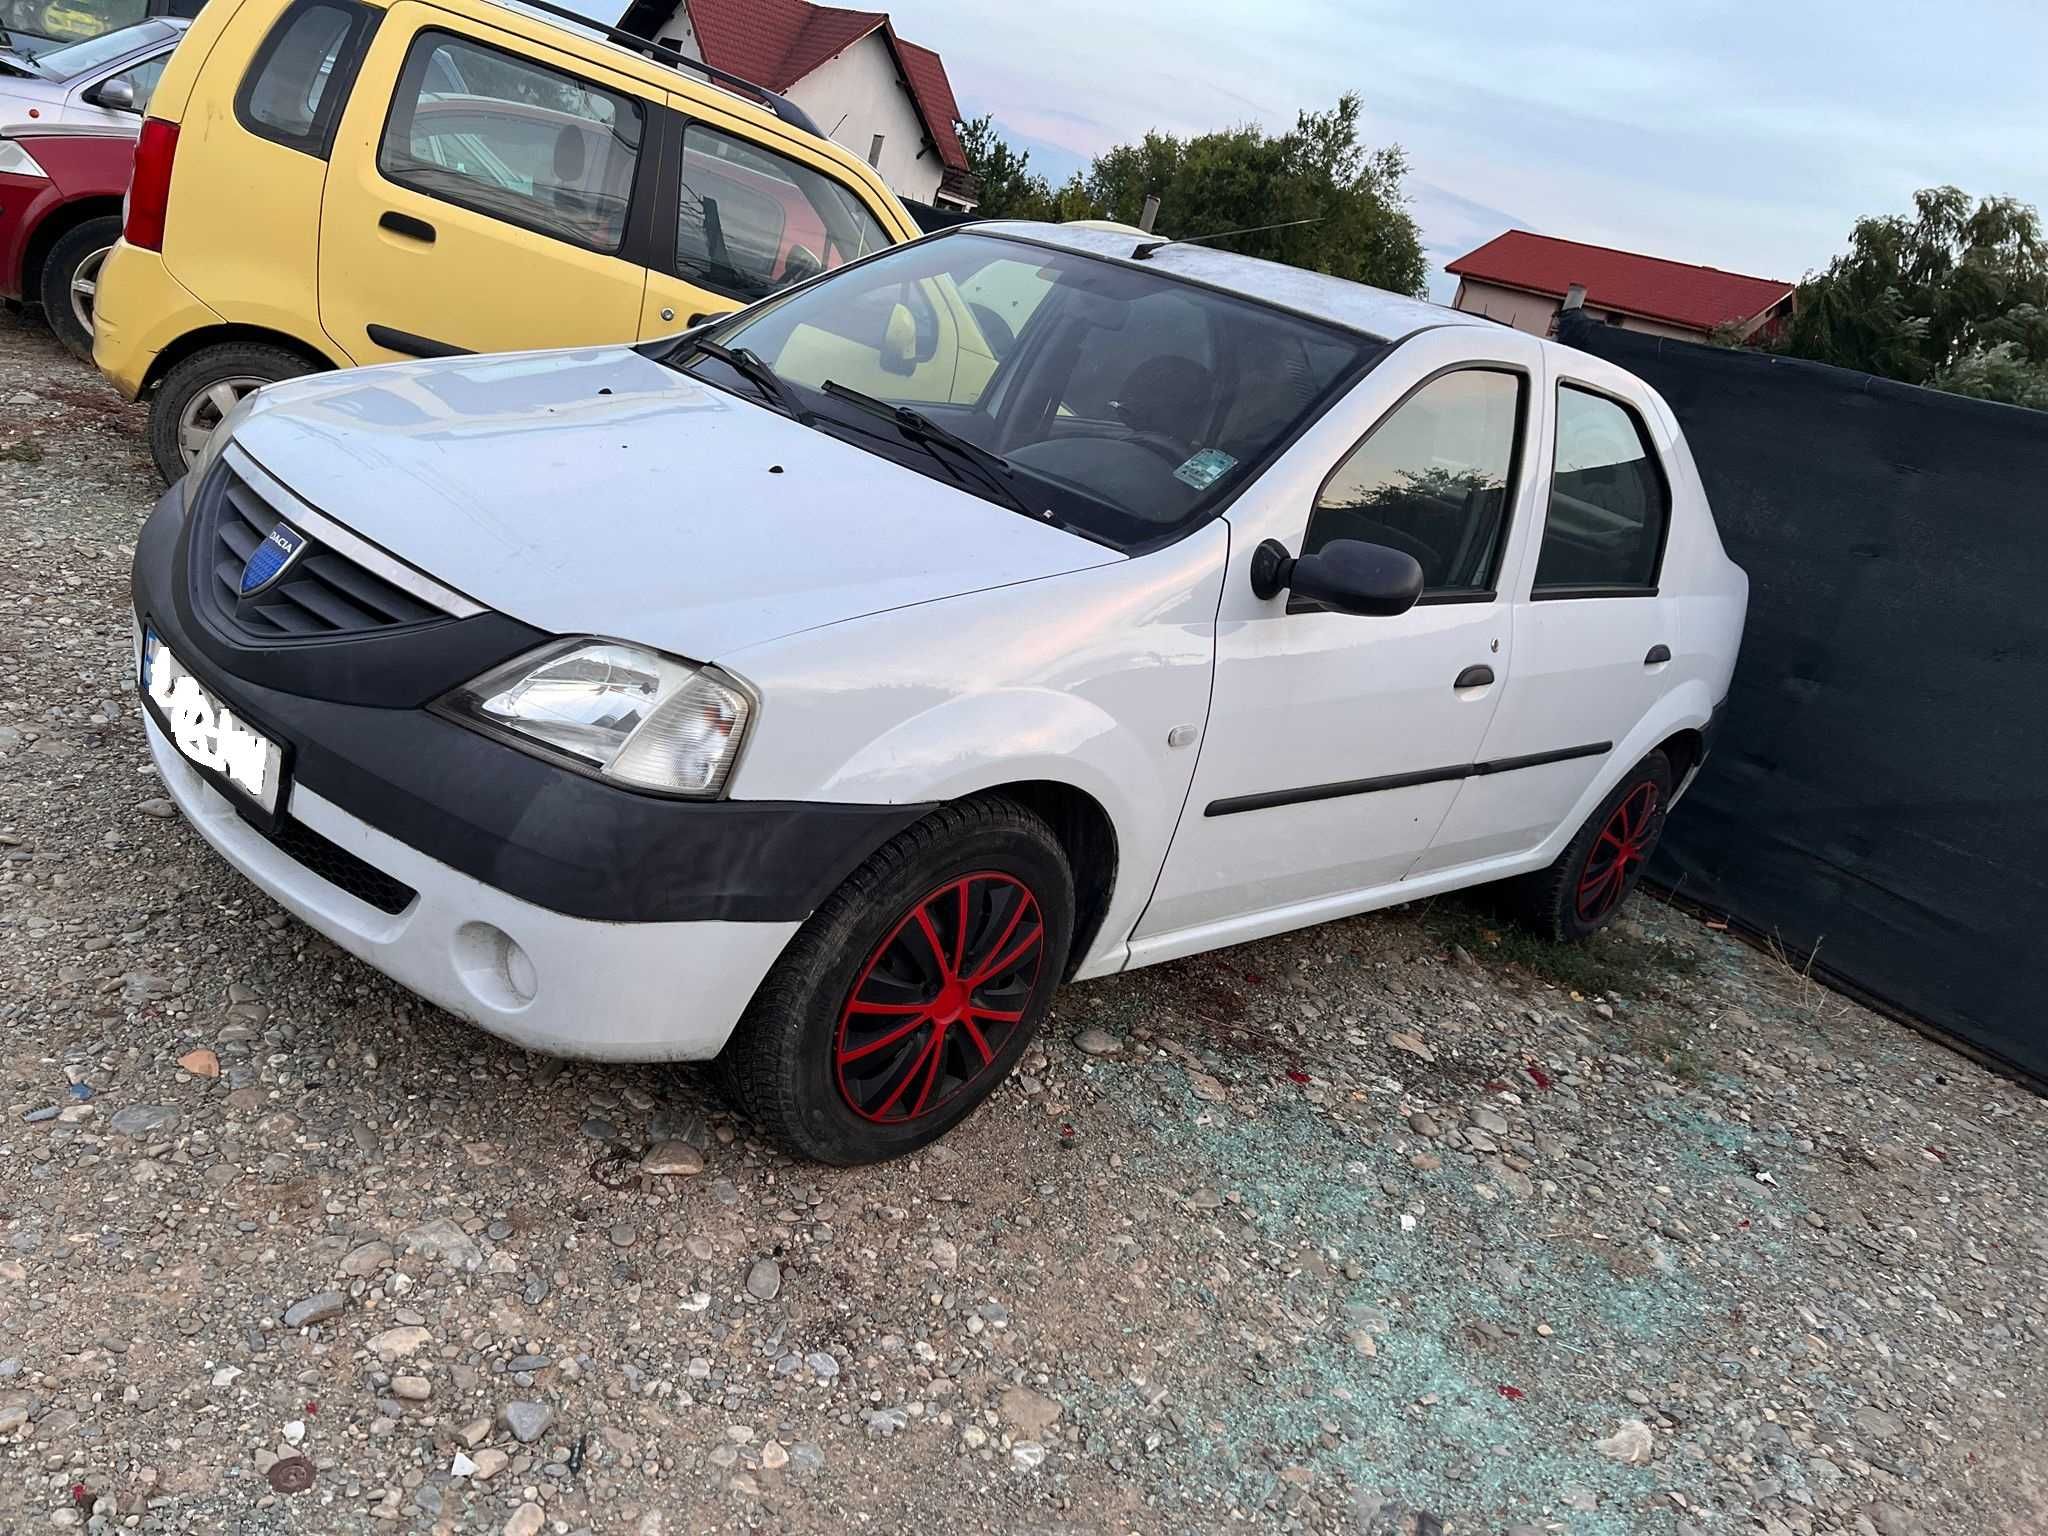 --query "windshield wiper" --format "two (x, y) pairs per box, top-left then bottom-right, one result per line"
(678, 337), (809, 422)
(820, 380), (1035, 519)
